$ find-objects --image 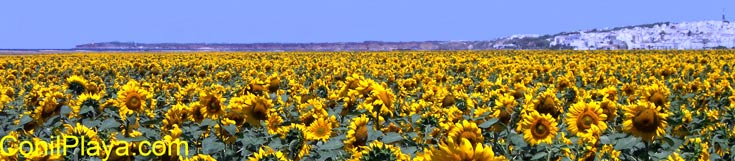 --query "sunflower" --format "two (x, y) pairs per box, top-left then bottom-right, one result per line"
(520, 110), (558, 146)
(348, 141), (410, 161)
(424, 138), (507, 161)
(345, 114), (371, 153)
(639, 81), (670, 109)
(196, 86), (225, 119)
(23, 138), (64, 161)
(306, 116), (334, 142)
(32, 89), (67, 122)
(242, 93), (274, 127)
(279, 124), (311, 160)
(63, 123), (99, 141)
(66, 75), (88, 95)
(599, 98), (617, 122)
(70, 93), (102, 118)
(175, 83), (199, 105)
(621, 83), (636, 97)
(298, 98), (328, 126)
(446, 120), (484, 146)
(527, 87), (563, 118)
(248, 146), (291, 161)
(666, 152), (685, 161)
(164, 103), (190, 130)
(265, 108), (284, 135)
(622, 101), (669, 142)
(0, 85), (12, 111)
(116, 79), (152, 120)
(565, 101), (607, 136)
(491, 93), (517, 131)
(367, 83), (396, 117)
